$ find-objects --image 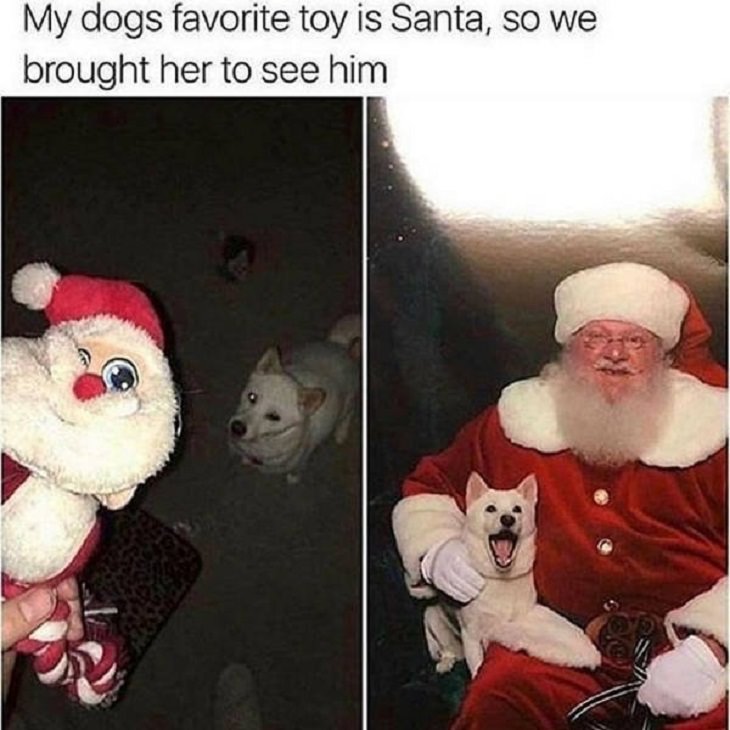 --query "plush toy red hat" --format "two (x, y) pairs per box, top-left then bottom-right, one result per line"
(11, 262), (165, 348)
